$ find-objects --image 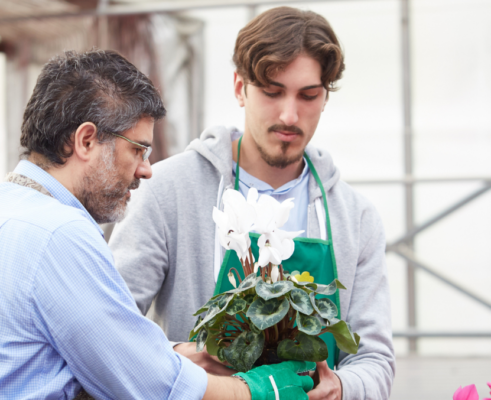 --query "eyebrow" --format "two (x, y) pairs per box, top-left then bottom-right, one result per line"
(269, 81), (323, 90)
(137, 140), (152, 147)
